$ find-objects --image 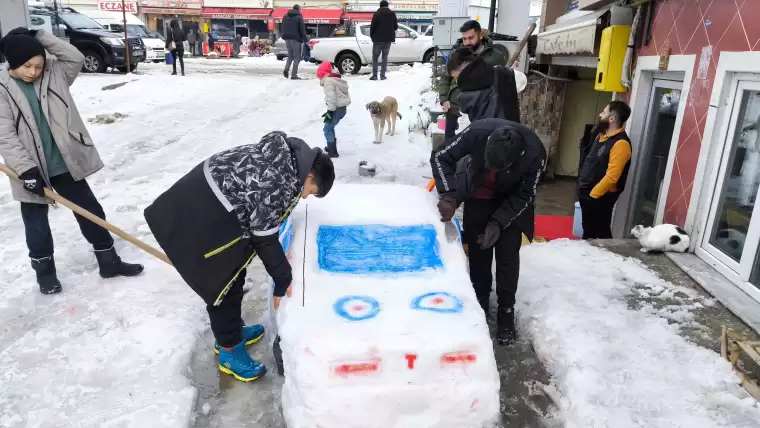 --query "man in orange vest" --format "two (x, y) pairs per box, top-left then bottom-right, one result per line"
(577, 101), (633, 239)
